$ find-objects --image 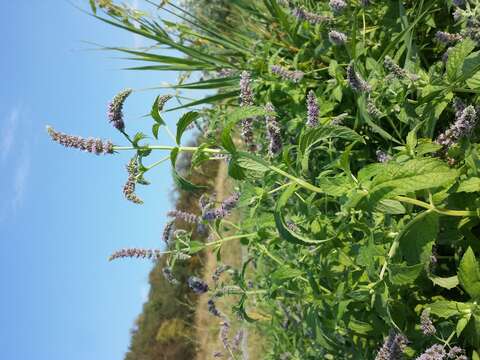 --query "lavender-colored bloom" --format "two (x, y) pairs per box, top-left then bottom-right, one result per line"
(157, 94), (172, 112)
(167, 210), (199, 224)
(465, 17), (480, 44)
(212, 265), (231, 282)
(420, 309), (436, 336)
(329, 30), (347, 45)
(109, 248), (161, 261)
(447, 346), (466, 359)
(436, 31), (463, 45)
(286, 220), (299, 232)
(231, 330), (244, 353)
(437, 105), (477, 148)
(107, 88), (132, 131)
(384, 56), (407, 79)
(347, 62), (371, 92)
(265, 103), (282, 156)
(416, 344), (446, 360)
(123, 159), (143, 204)
(367, 100), (383, 119)
(376, 150), (391, 163)
(47, 126), (114, 155)
(270, 65), (304, 83)
(306, 90), (319, 127)
(375, 331), (408, 360)
(202, 192), (240, 221)
(216, 68), (236, 78)
(329, 0), (347, 14)
(162, 220), (175, 244)
(219, 320), (231, 350)
(292, 7), (331, 25)
(239, 71), (257, 152)
(207, 298), (222, 317)
(162, 267), (179, 285)
(187, 276), (209, 294)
